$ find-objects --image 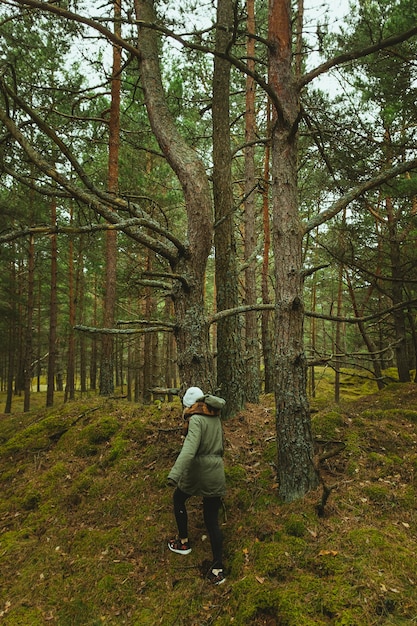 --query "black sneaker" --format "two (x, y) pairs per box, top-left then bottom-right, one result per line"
(207, 568), (226, 585)
(168, 538), (192, 555)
